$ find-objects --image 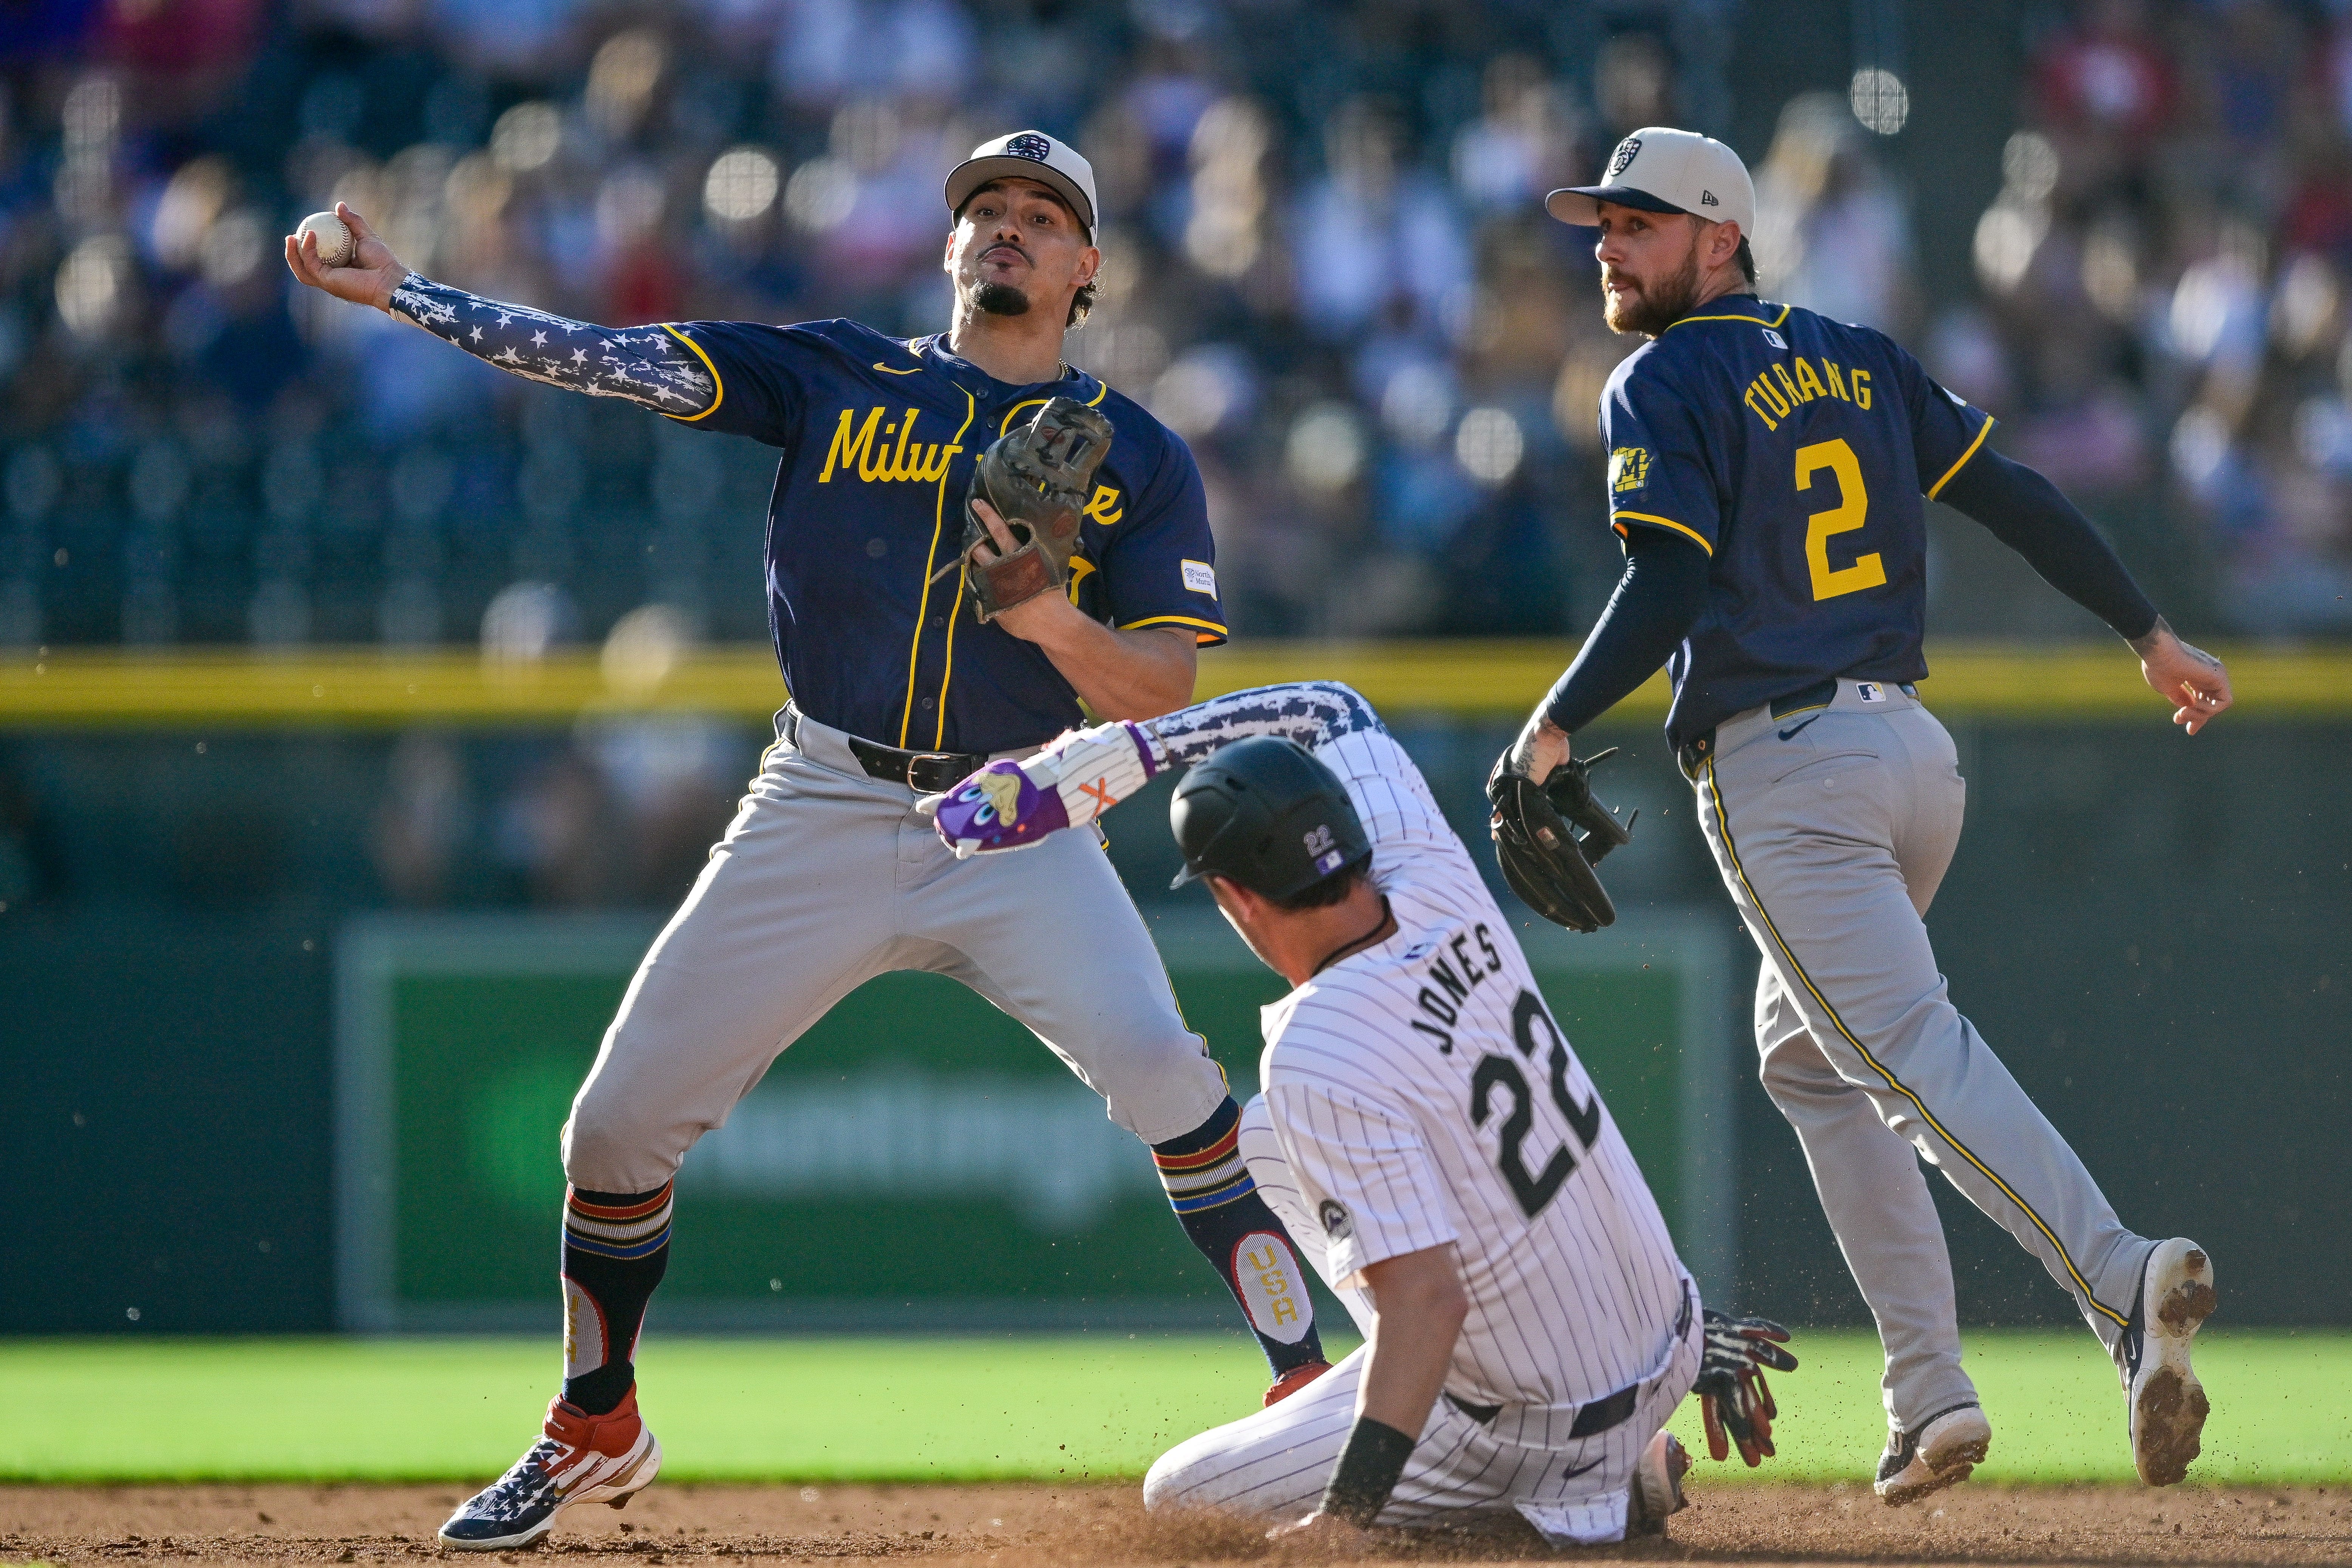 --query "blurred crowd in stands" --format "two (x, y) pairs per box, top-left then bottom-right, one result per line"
(3, 0), (2352, 656)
